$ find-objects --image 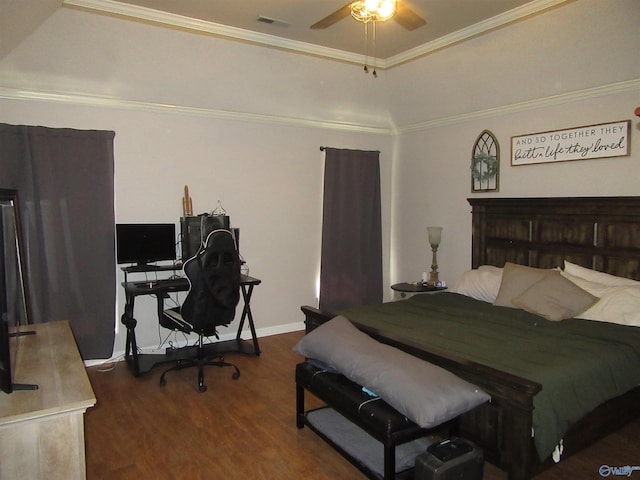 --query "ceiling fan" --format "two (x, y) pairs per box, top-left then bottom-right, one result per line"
(310, 1), (426, 30)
